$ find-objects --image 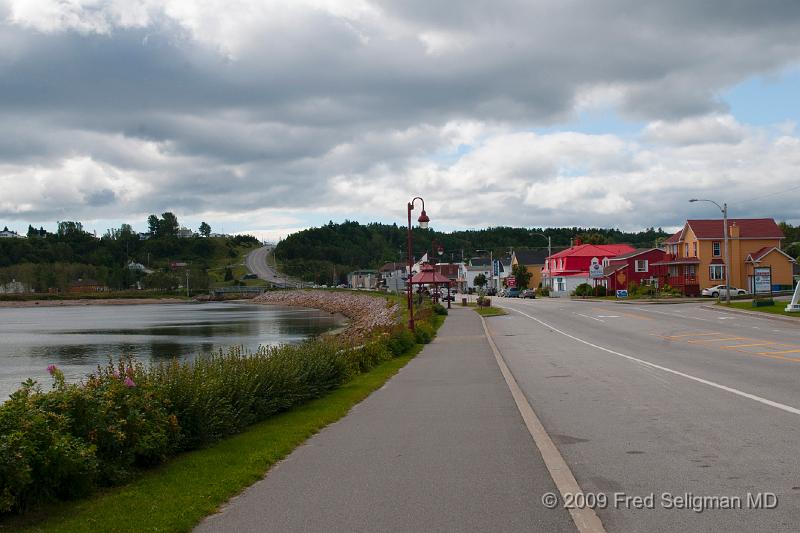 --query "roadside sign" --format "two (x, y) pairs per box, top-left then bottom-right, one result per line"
(507, 276), (516, 287)
(616, 290), (628, 298)
(753, 267), (771, 294)
(589, 261), (604, 279)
